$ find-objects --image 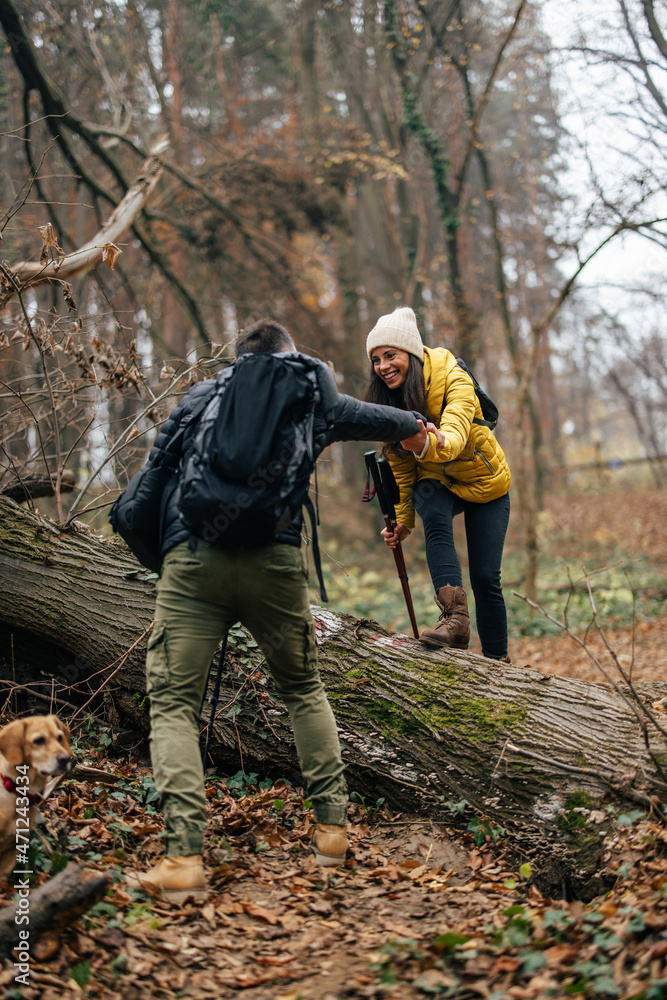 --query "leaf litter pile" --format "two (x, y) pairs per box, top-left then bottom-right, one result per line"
(1, 748), (667, 1000)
